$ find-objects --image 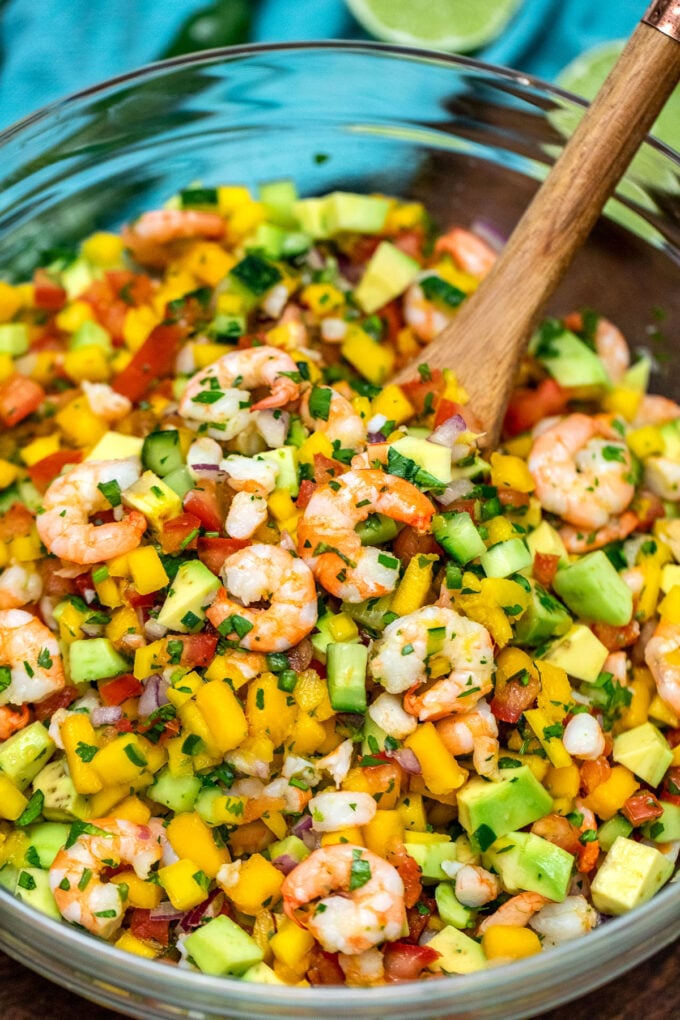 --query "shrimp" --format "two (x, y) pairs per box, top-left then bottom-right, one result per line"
(308, 790), (377, 832)
(0, 703), (31, 739)
(435, 699), (499, 777)
(404, 282), (452, 343)
(122, 208), (225, 267)
(559, 509), (639, 554)
(434, 227), (498, 278)
(529, 895), (598, 946)
(0, 564), (42, 609)
(37, 458), (146, 564)
(528, 413), (635, 530)
(205, 543), (317, 653)
(453, 864), (501, 908)
(49, 817), (164, 939)
(298, 469), (435, 602)
(178, 346), (300, 442)
(221, 453), (278, 541)
(644, 620), (680, 715)
(477, 892), (551, 935)
(0, 609), (64, 706)
(81, 381), (132, 423)
(370, 606), (494, 722)
(563, 312), (630, 383)
(281, 844), (406, 955)
(300, 385), (366, 450)
(632, 394), (680, 427)
(338, 948), (385, 986)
